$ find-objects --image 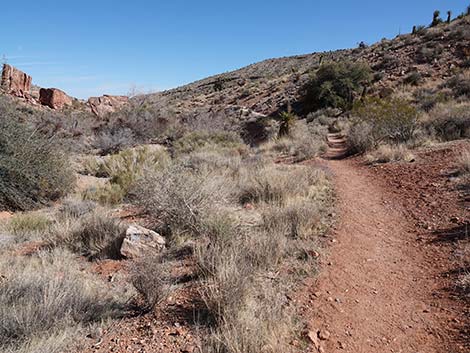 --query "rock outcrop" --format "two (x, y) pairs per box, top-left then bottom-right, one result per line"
(88, 95), (129, 117)
(120, 225), (166, 259)
(1, 64), (32, 97)
(39, 88), (73, 109)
